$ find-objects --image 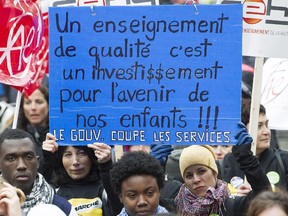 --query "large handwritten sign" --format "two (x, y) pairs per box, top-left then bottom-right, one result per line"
(49, 5), (242, 145)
